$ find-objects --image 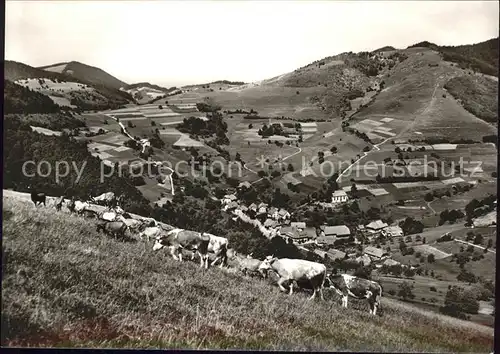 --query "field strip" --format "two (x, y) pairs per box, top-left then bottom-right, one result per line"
(380, 117), (394, 122)
(159, 121), (184, 126)
(373, 129), (396, 137)
(115, 117), (147, 121)
(143, 112), (181, 118)
(362, 119), (385, 126)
